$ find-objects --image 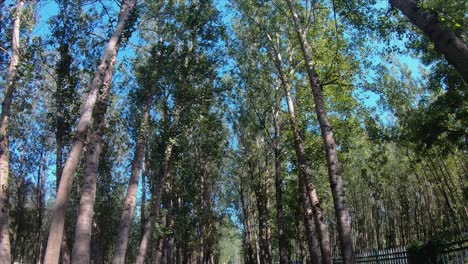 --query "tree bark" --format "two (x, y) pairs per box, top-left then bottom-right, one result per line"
(283, 80), (332, 264)
(263, 146), (273, 264)
(141, 159), (147, 238)
(135, 108), (180, 264)
(135, 140), (174, 264)
(34, 149), (46, 264)
(0, 2), (24, 263)
(268, 36), (332, 263)
(111, 101), (151, 264)
(71, 98), (108, 264)
(154, 232), (166, 264)
(389, 0), (468, 82)
(55, 41), (73, 264)
(273, 112), (289, 264)
(43, 1), (137, 263)
(300, 176), (321, 264)
(240, 181), (255, 264)
(284, 1), (356, 263)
